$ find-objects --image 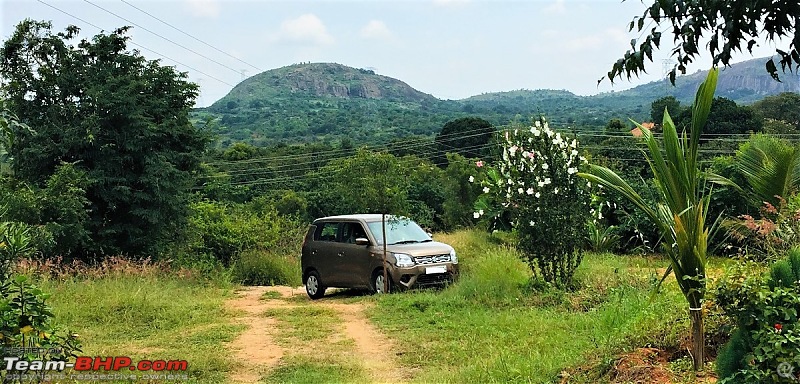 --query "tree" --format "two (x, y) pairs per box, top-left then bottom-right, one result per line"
(673, 97), (762, 136)
(650, 96), (682, 126)
(434, 117), (495, 165)
(581, 69), (724, 370)
(0, 20), (208, 257)
(752, 92), (800, 133)
(605, 1), (800, 84)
